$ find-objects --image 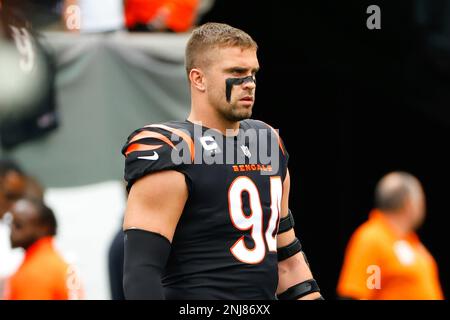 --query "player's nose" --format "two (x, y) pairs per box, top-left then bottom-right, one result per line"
(243, 78), (256, 90)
